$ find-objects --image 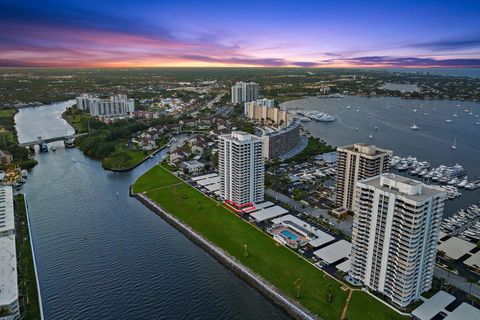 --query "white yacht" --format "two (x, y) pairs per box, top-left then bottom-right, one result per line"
(445, 119), (453, 123)
(410, 123), (420, 130)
